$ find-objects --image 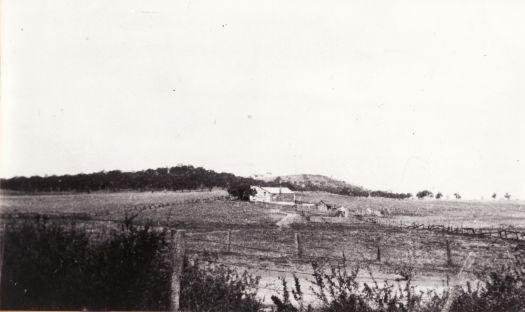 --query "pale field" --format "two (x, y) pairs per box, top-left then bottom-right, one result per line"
(1, 190), (522, 305)
(0, 189), (228, 216)
(297, 191), (525, 229)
